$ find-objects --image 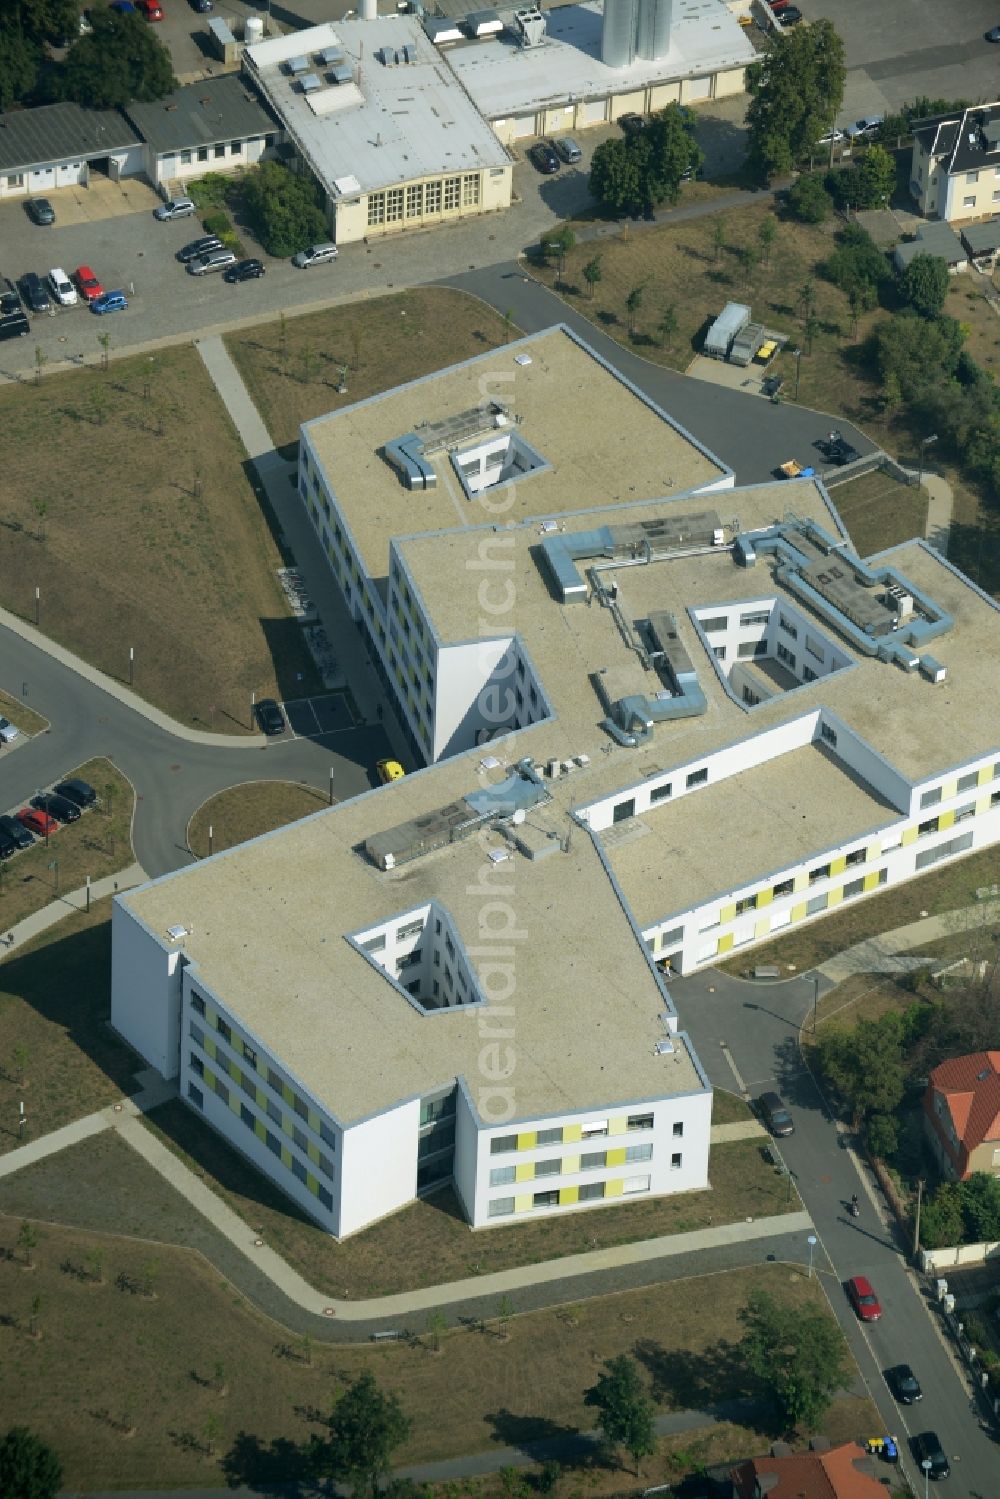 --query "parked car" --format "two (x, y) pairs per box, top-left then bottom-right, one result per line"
(758, 1091), (794, 1137)
(846, 115), (884, 139)
(153, 197), (196, 220)
(190, 0), (212, 8)
(31, 792), (81, 824)
(91, 290), (127, 314)
(887, 1364), (922, 1404)
(912, 1431), (949, 1479)
(254, 698), (286, 736)
(0, 717), (21, 743)
(25, 197), (55, 225)
(137, 0), (163, 16)
(816, 126), (845, 146)
(0, 827), (16, 859)
(769, 0), (790, 9)
(18, 273), (51, 314)
(619, 112), (646, 136)
(377, 758), (406, 784)
(48, 267), (78, 307)
(110, 1), (136, 12)
(291, 242), (339, 268)
(846, 1274), (882, 1322)
(777, 5), (802, 23)
(821, 429), (861, 466)
(554, 137), (582, 163)
(186, 249), (238, 276)
(988, 25), (1000, 41)
(223, 258), (266, 282)
(18, 807), (58, 838)
(529, 141), (560, 174)
(54, 778), (97, 808)
(176, 235), (222, 264)
(73, 265), (104, 302)
(0, 814), (34, 849)
(0, 308), (30, 340)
